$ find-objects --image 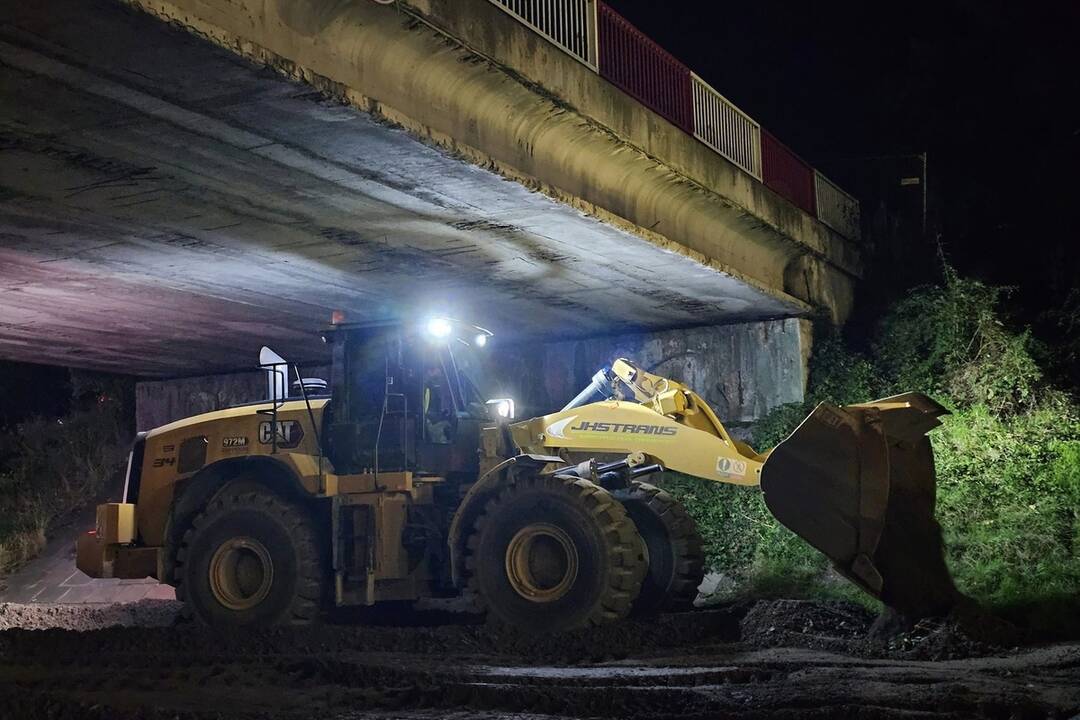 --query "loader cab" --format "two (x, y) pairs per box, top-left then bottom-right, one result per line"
(321, 318), (494, 478)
